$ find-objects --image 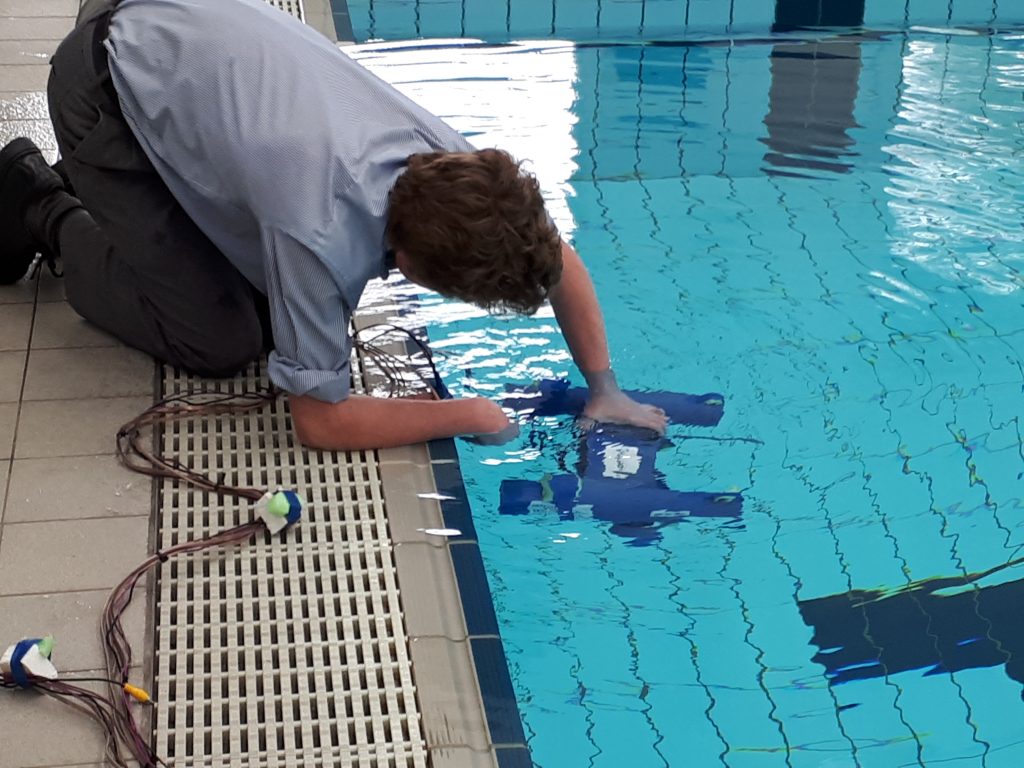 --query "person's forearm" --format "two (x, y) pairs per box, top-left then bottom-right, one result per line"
(549, 240), (611, 376)
(289, 393), (507, 451)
